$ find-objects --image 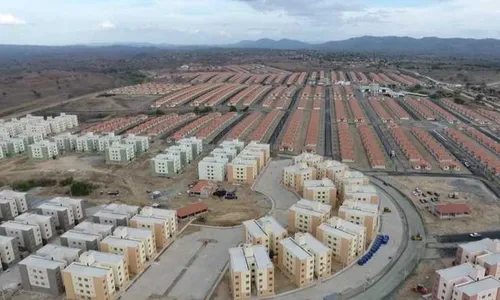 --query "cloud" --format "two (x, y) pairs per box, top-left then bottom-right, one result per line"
(0, 13), (26, 25)
(99, 21), (116, 30)
(235, 0), (362, 18)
